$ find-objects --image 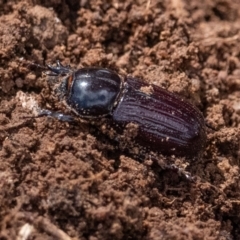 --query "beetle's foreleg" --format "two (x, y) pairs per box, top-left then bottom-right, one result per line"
(149, 155), (196, 182)
(164, 164), (196, 182)
(38, 109), (75, 122)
